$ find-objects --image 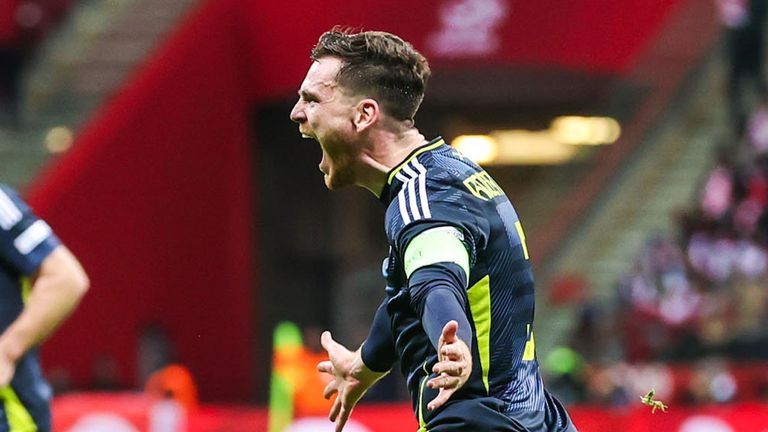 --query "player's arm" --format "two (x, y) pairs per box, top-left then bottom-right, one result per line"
(0, 186), (89, 386)
(318, 300), (392, 432)
(0, 245), (89, 385)
(403, 225), (473, 410)
(405, 226), (473, 348)
(360, 299), (397, 372)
